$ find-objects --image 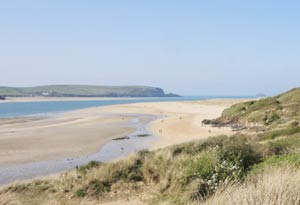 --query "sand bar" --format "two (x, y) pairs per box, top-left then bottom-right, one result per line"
(0, 98), (254, 185)
(0, 98), (250, 166)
